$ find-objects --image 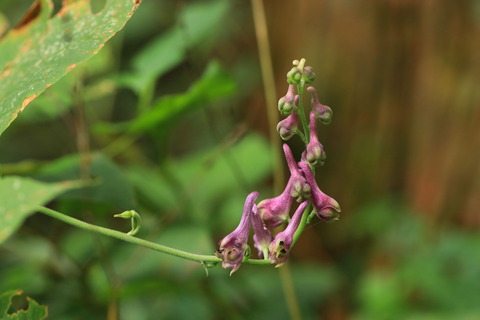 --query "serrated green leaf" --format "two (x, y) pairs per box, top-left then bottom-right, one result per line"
(0, 177), (79, 244)
(0, 0), (141, 136)
(0, 290), (47, 320)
